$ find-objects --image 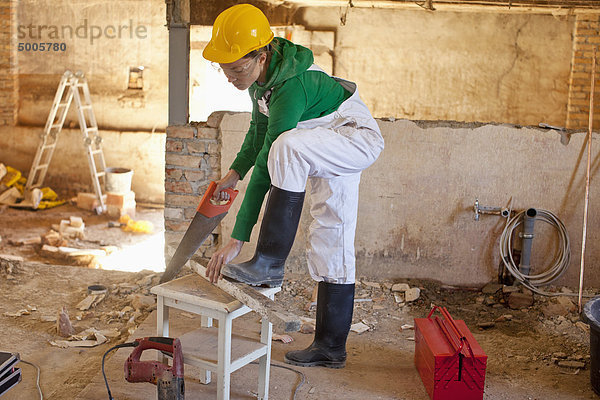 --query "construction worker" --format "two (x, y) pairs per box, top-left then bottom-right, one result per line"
(203, 4), (384, 368)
